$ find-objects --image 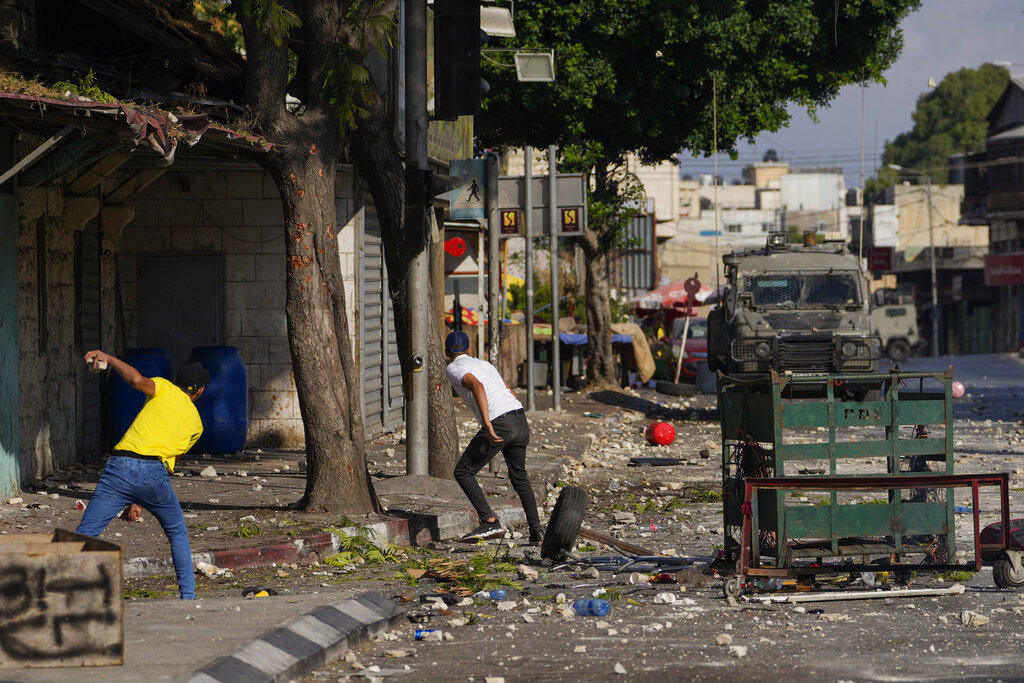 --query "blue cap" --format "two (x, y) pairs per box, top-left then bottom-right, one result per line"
(445, 331), (470, 354)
